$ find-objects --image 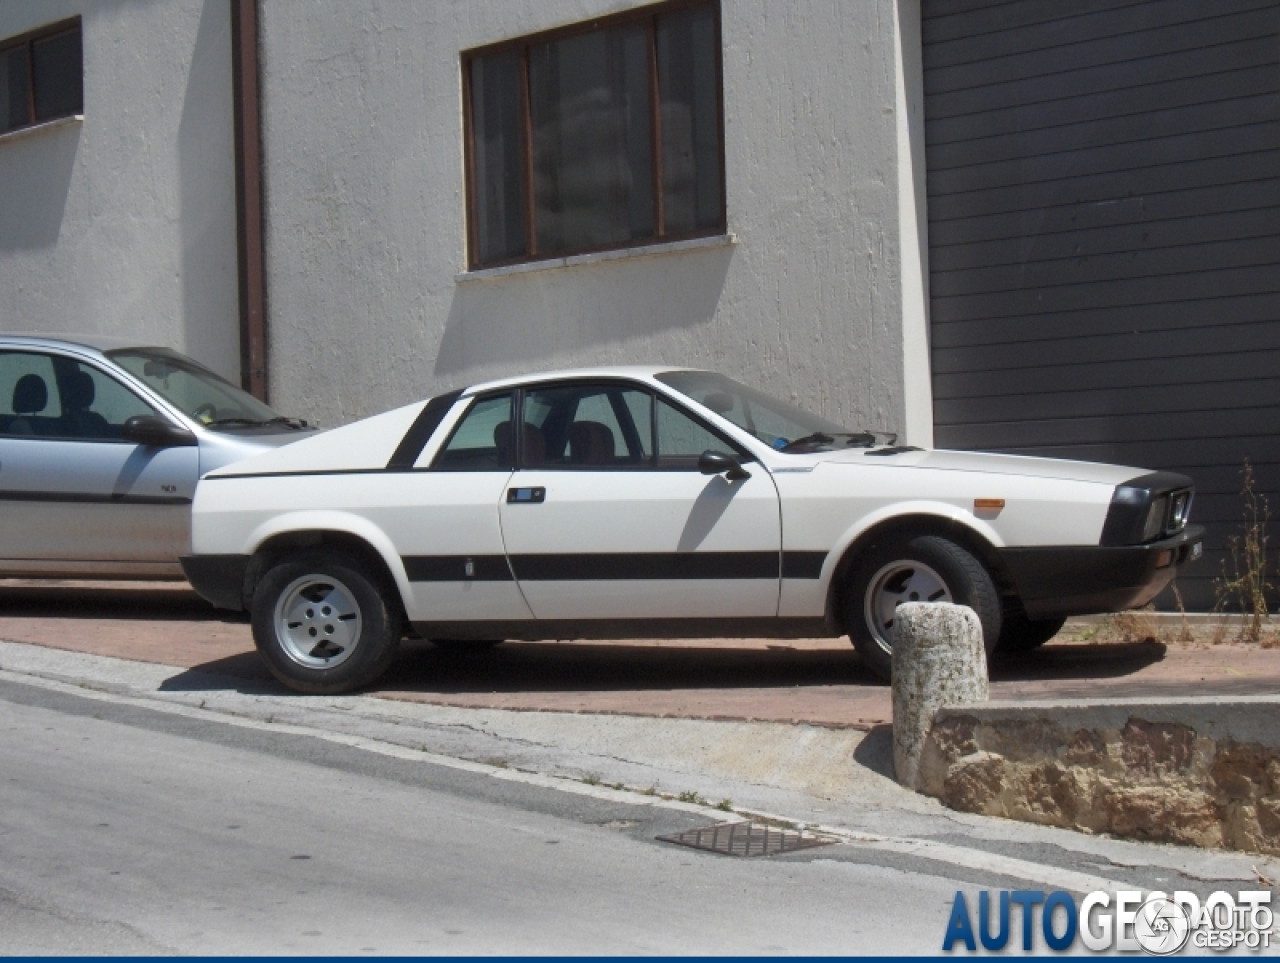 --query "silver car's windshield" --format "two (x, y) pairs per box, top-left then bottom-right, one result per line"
(107, 348), (292, 429)
(655, 370), (876, 452)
